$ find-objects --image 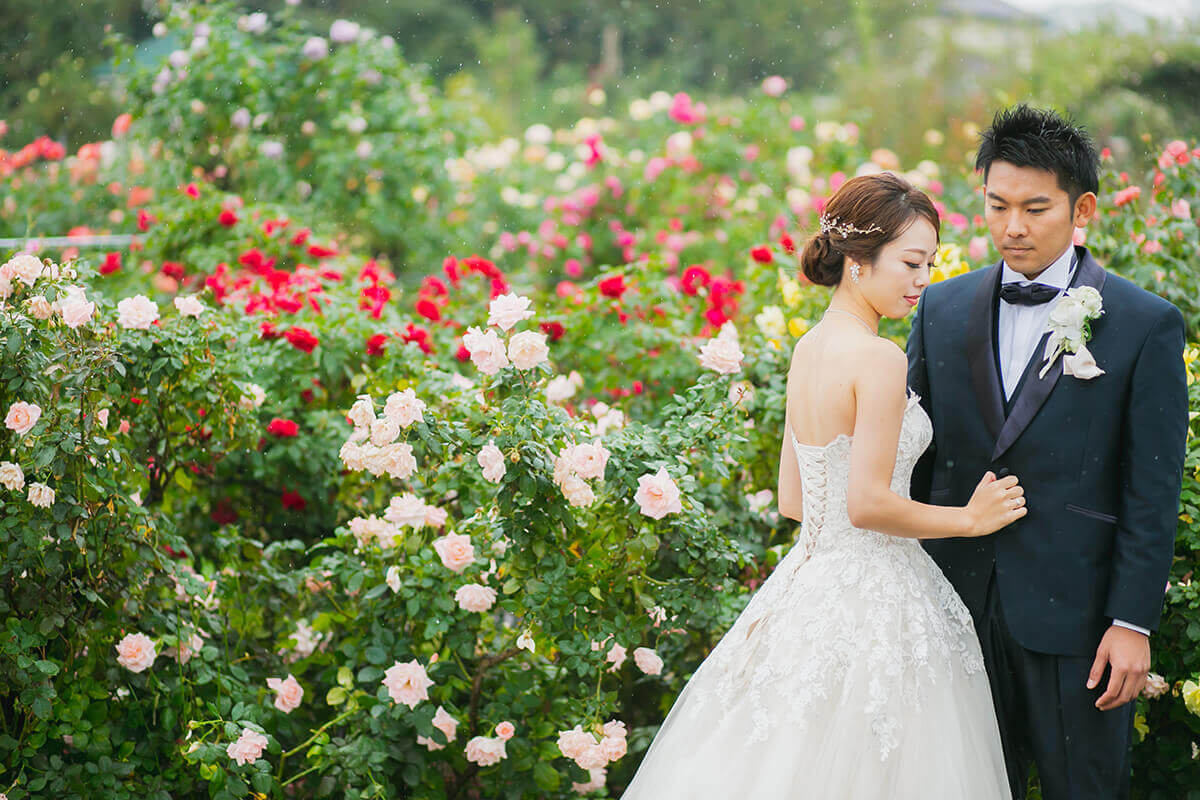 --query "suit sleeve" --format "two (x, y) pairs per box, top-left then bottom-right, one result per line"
(907, 295), (934, 504)
(1105, 305), (1188, 631)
